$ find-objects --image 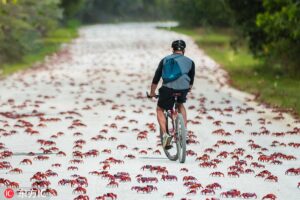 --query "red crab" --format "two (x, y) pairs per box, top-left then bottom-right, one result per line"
(161, 175), (177, 181)
(235, 129), (244, 134)
(19, 159), (32, 165)
(137, 135), (147, 140)
(285, 168), (300, 175)
(124, 154), (136, 159)
(196, 154), (210, 161)
(139, 150), (148, 155)
(204, 148), (216, 153)
(67, 166), (78, 171)
(153, 149), (161, 155)
(227, 171), (240, 178)
(245, 169), (255, 174)
(262, 193), (277, 200)
(186, 150), (197, 156)
(183, 176), (197, 182)
(73, 186), (87, 194)
(180, 167), (189, 172)
(9, 168), (23, 174)
(220, 189), (241, 198)
(189, 183), (203, 190)
(107, 180), (119, 188)
(264, 175), (278, 182)
(102, 149), (112, 154)
(32, 180), (51, 188)
(96, 193), (117, 200)
(164, 192), (174, 198)
(108, 137), (117, 141)
(213, 120), (222, 126)
(206, 183), (222, 190)
(241, 192), (257, 199)
(186, 189), (197, 195)
(199, 162), (217, 168)
(117, 144), (128, 150)
(131, 185), (157, 193)
(201, 189), (215, 195)
(210, 171), (224, 177)
(42, 188), (57, 196)
(73, 132), (83, 136)
(74, 195), (89, 200)
(34, 155), (49, 161)
(6, 181), (19, 188)
(137, 177), (158, 183)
